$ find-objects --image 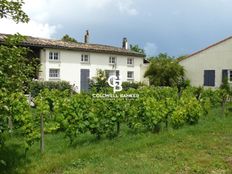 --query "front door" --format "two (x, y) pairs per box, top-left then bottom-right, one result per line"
(80, 69), (90, 92)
